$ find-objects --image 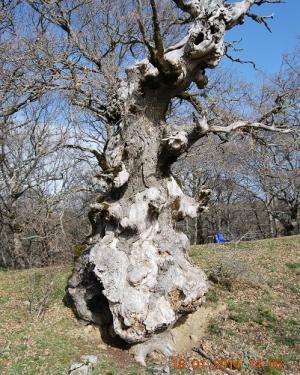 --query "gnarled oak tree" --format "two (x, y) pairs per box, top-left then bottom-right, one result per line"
(23, 0), (288, 364)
